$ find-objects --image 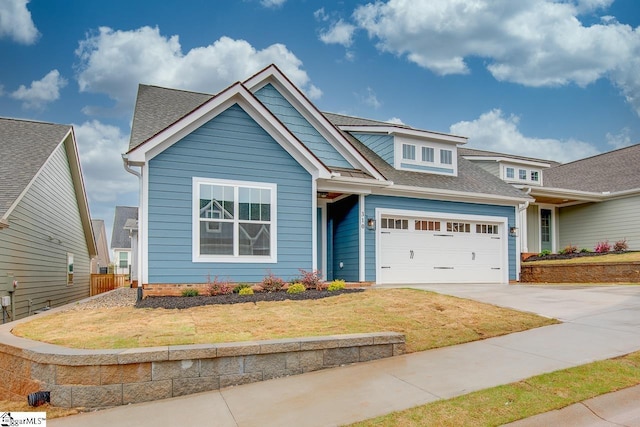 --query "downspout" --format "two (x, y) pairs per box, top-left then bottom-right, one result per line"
(122, 154), (142, 300)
